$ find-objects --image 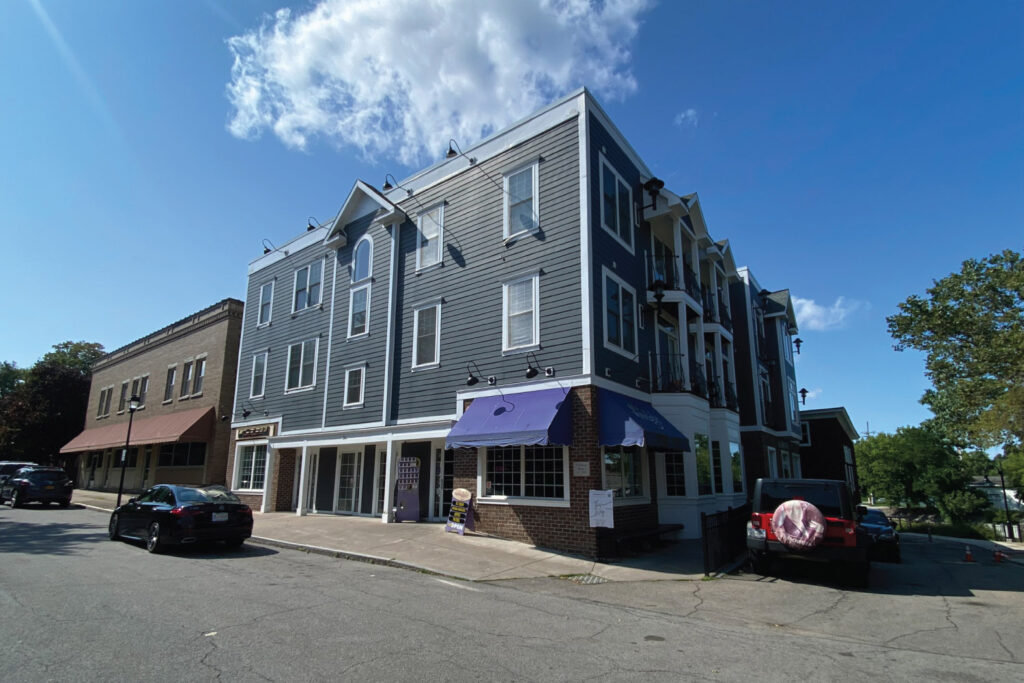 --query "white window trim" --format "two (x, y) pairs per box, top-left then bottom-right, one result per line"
(601, 266), (639, 361)
(179, 360), (194, 401)
(258, 281), (274, 327)
(800, 422), (812, 446)
(601, 446), (651, 506)
(343, 364), (366, 408)
(501, 272), (540, 354)
(502, 161), (540, 240)
(191, 355), (206, 397)
(598, 155), (634, 254)
(416, 203), (444, 272)
(250, 351), (268, 399)
(475, 446), (570, 507)
(412, 301), (442, 370)
(352, 235), (374, 283)
(233, 441), (268, 492)
(292, 258), (325, 314)
(285, 338), (319, 393)
(348, 282), (372, 338)
(163, 365), (176, 404)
